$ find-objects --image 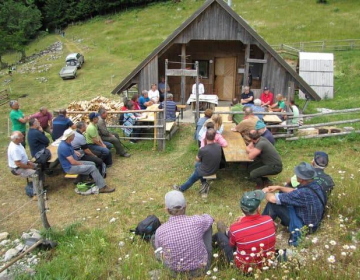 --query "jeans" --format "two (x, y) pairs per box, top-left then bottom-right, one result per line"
(152, 227), (212, 278)
(80, 153), (104, 176)
(101, 133), (126, 155)
(88, 144), (112, 166)
(213, 232), (234, 263)
(180, 162), (206, 192)
(262, 203), (304, 246)
(67, 161), (105, 189)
